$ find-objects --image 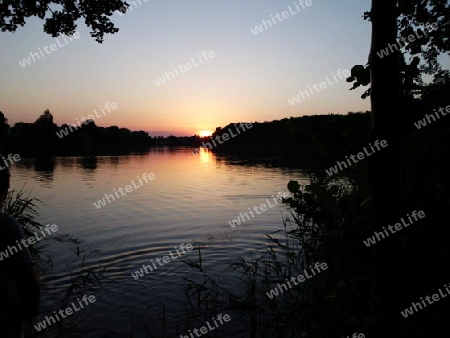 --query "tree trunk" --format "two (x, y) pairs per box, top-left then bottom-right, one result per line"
(367, 0), (401, 336)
